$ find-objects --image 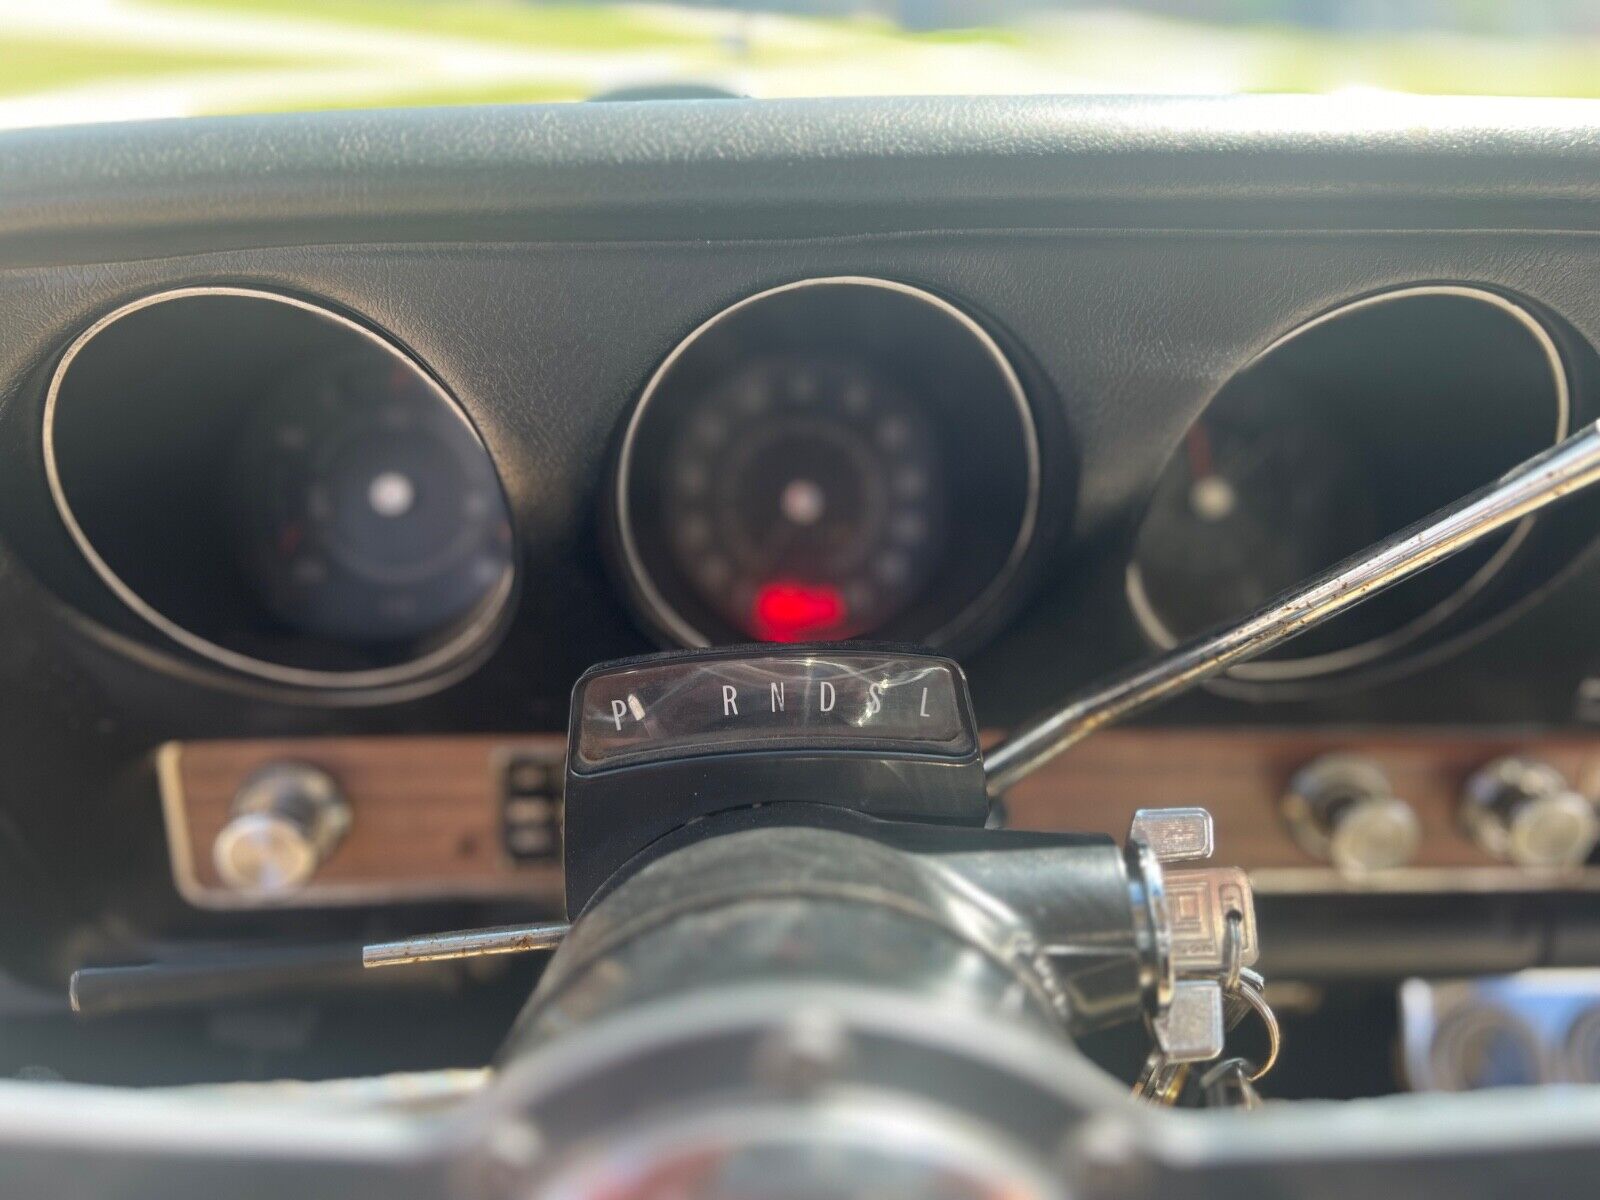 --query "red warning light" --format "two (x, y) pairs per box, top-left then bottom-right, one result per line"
(751, 581), (847, 642)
